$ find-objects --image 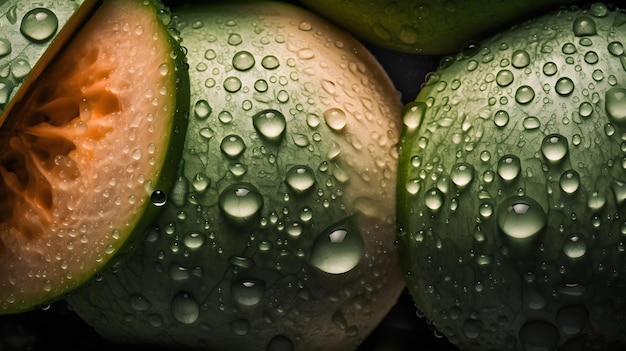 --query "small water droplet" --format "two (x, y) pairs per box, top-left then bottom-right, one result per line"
(522, 116), (541, 130)
(556, 305), (589, 335)
(219, 183), (263, 226)
(496, 69), (514, 87)
(129, 294), (151, 311)
(227, 33), (243, 45)
(511, 50), (530, 68)
(151, 190), (167, 207)
(542, 62), (558, 76)
(424, 188), (444, 212)
(402, 101), (426, 131)
(20, 8), (58, 42)
(223, 76), (242, 93)
(308, 217), (364, 274)
(0, 39), (11, 57)
(608, 41), (624, 56)
(253, 109), (286, 142)
(194, 99), (212, 119)
(182, 232), (205, 249)
(494, 110), (509, 127)
(497, 196), (546, 240)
